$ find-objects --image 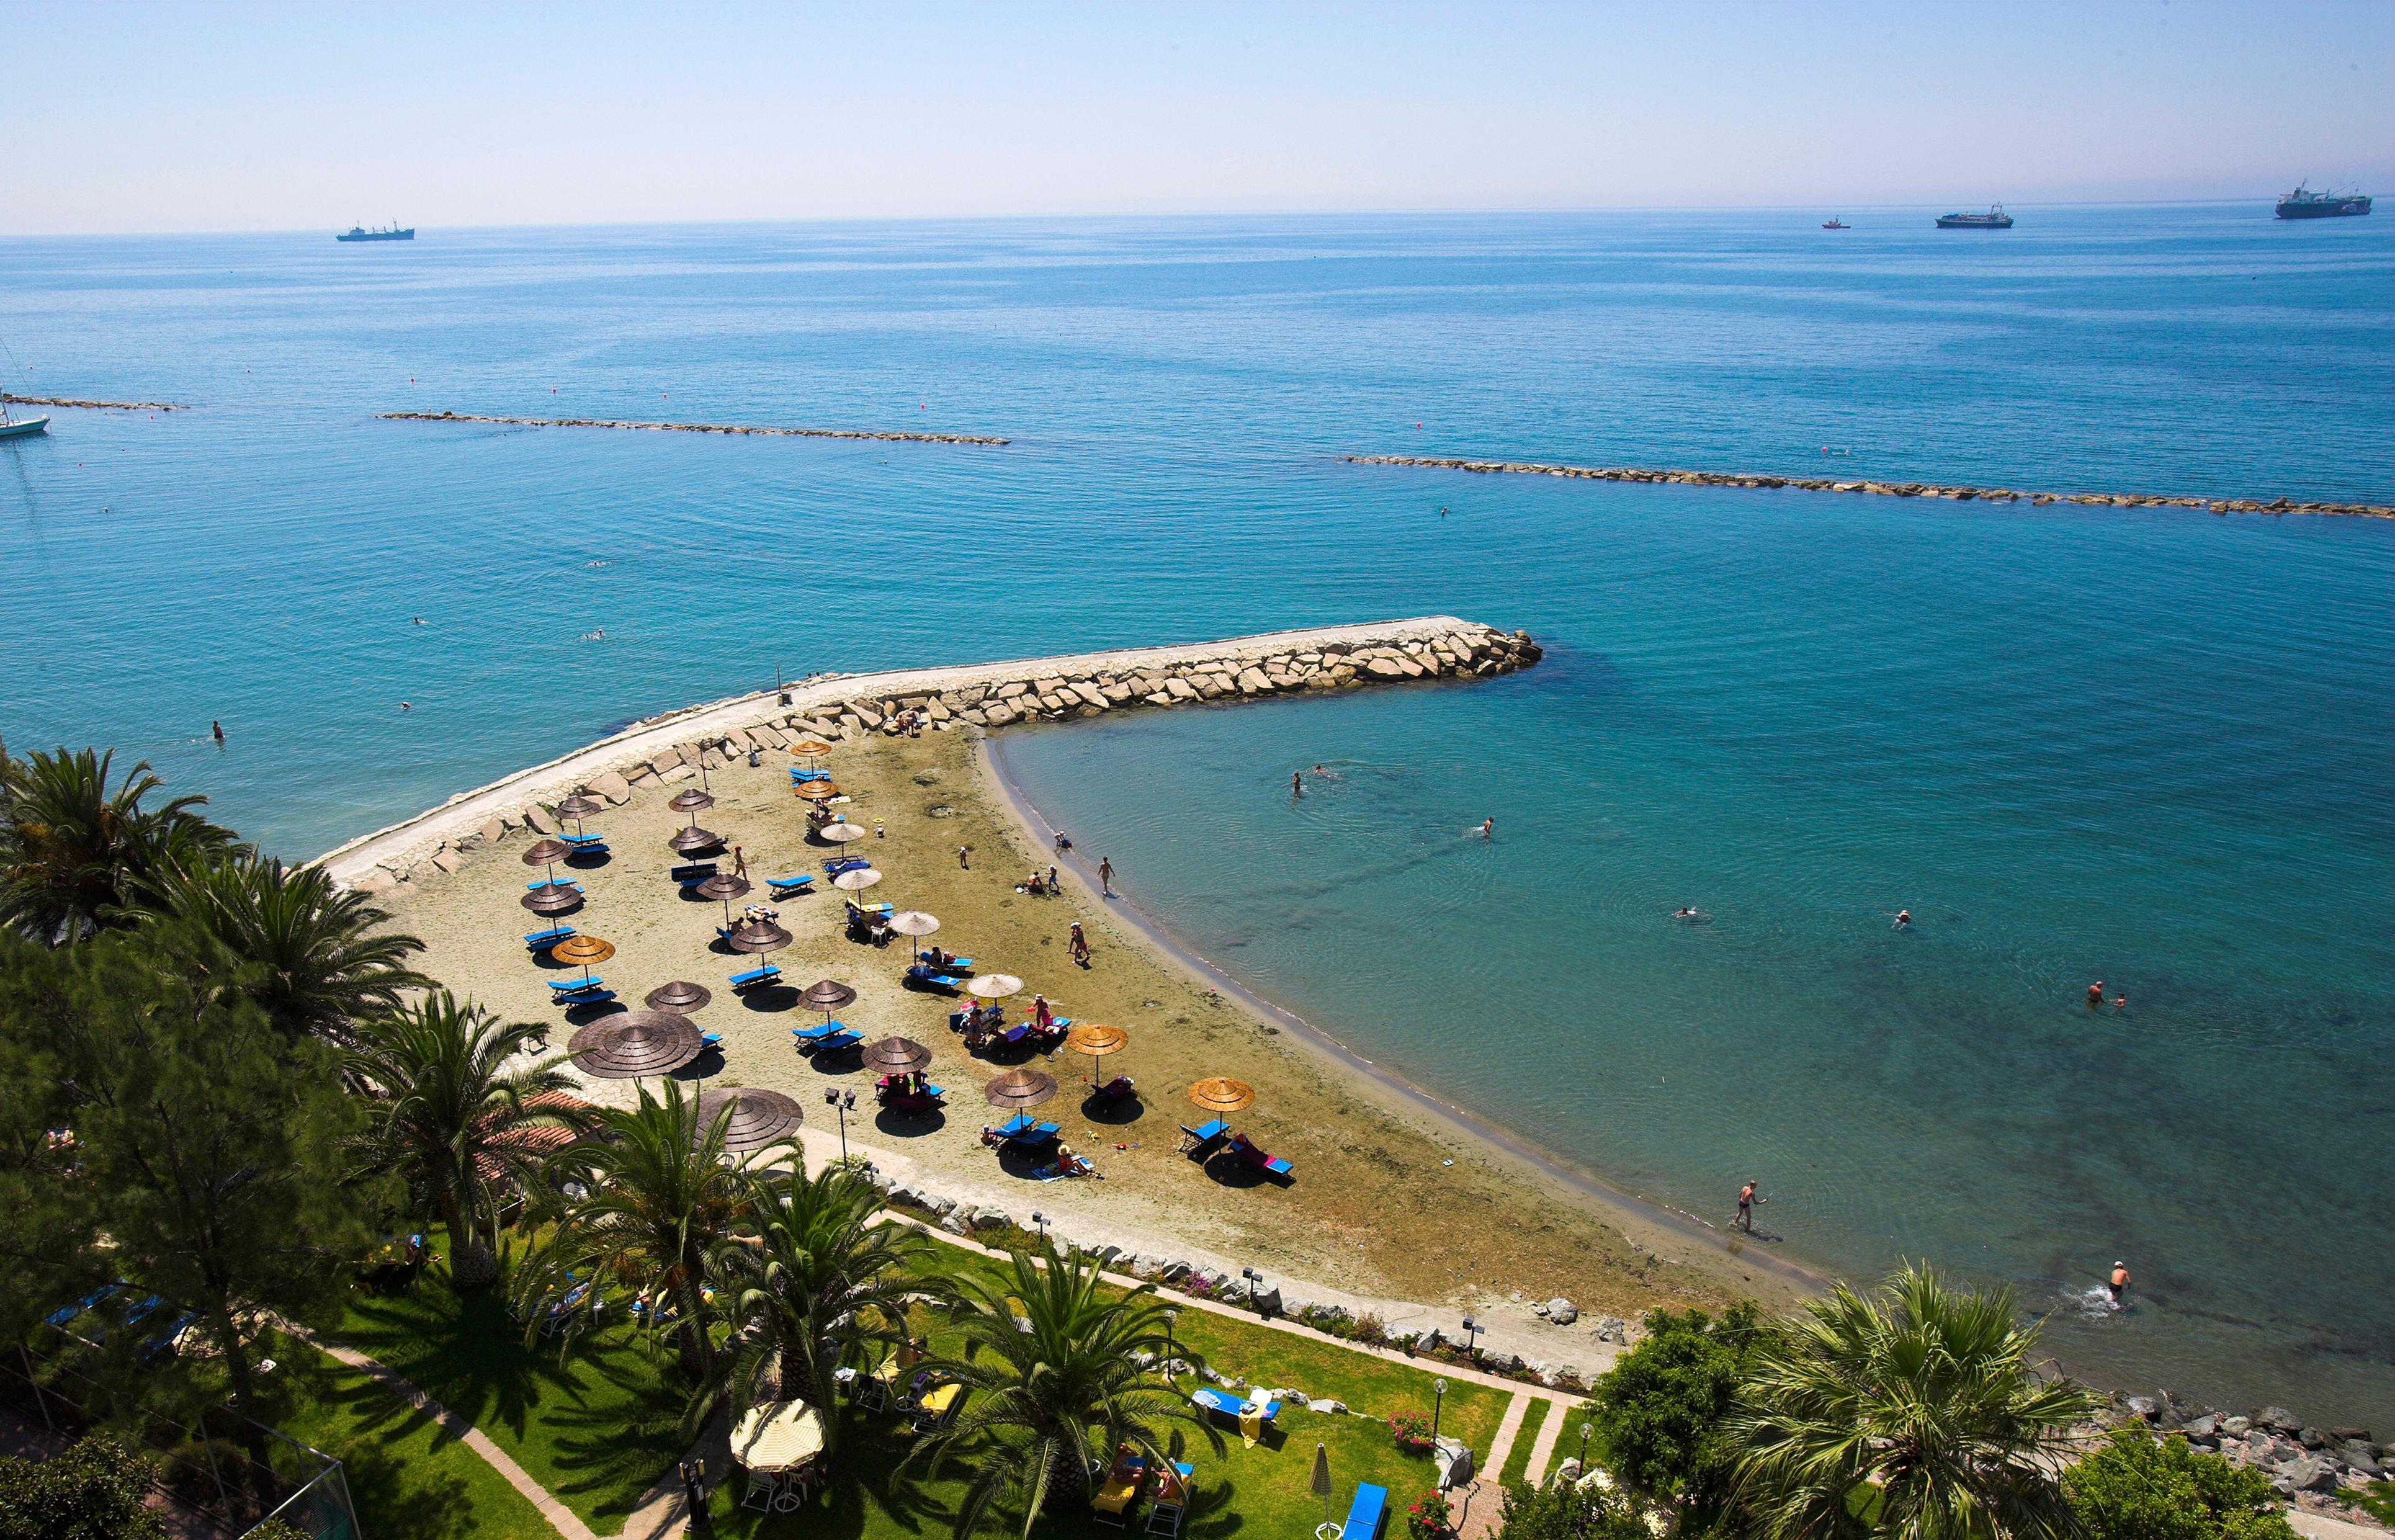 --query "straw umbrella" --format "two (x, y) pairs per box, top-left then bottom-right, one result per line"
(797, 979), (856, 1024)
(789, 737), (835, 764)
(521, 838), (575, 890)
(694, 1086), (805, 1155)
(966, 974), (1024, 1001)
(568, 1010), (702, 1079)
(984, 1067), (1058, 1109)
(669, 825), (723, 856)
(555, 792), (604, 838)
(522, 884), (582, 916)
(792, 780), (841, 802)
(831, 867), (881, 894)
(646, 980), (713, 1012)
(861, 1036), (932, 1078)
(725, 918), (792, 955)
(696, 872), (753, 929)
(814, 820), (870, 846)
(550, 933), (614, 990)
(1187, 1077), (1256, 1117)
(668, 788), (716, 815)
(1064, 1022), (1129, 1090)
